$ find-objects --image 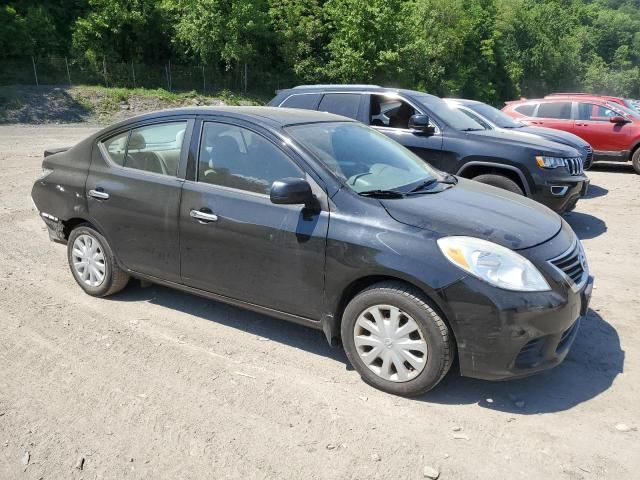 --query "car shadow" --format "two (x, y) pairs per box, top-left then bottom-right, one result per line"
(589, 162), (635, 174)
(418, 309), (623, 414)
(563, 211), (607, 239)
(110, 282), (350, 364)
(582, 183), (608, 199)
(112, 285), (622, 414)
